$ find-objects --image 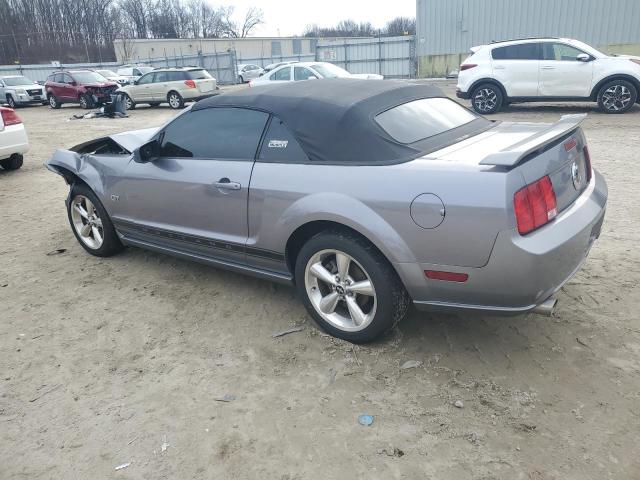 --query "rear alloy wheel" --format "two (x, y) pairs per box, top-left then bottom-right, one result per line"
(6, 95), (16, 108)
(295, 231), (409, 343)
(167, 91), (184, 109)
(597, 80), (637, 113)
(123, 94), (136, 110)
(49, 95), (61, 109)
(67, 184), (124, 257)
(471, 83), (503, 114)
(0, 154), (23, 171)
